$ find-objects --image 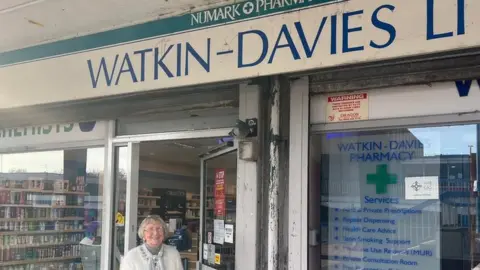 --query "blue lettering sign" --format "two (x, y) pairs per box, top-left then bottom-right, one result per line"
(85, 1), (467, 89)
(342, 10), (364, 53)
(370, 5), (396, 49)
(330, 15), (337, 55)
(337, 140), (423, 162)
(115, 53), (138, 85)
(294, 18), (327, 58)
(338, 141), (383, 152)
(154, 45), (174, 79)
(87, 55), (119, 88)
(364, 196), (399, 204)
(86, 39), (211, 88)
(268, 24), (301, 63)
(238, 30), (269, 68)
(427, 0), (465, 40)
(455, 79), (480, 97)
(133, 49), (153, 82)
(185, 39), (211, 75)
